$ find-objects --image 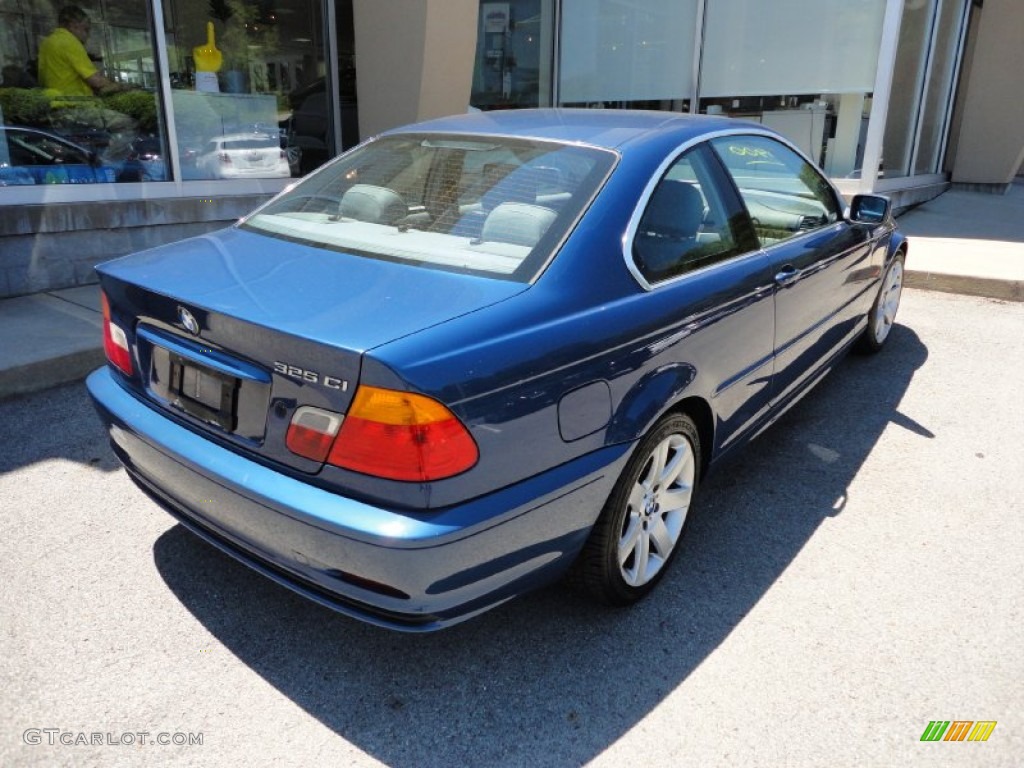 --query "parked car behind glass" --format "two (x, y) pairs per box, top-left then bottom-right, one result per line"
(195, 132), (290, 179)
